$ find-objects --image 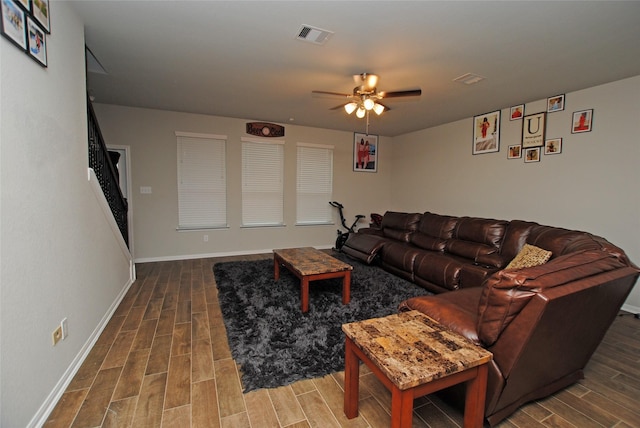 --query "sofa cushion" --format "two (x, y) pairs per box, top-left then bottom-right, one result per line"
(476, 250), (627, 346)
(446, 217), (508, 264)
(342, 233), (386, 264)
(505, 244), (552, 269)
(410, 212), (458, 251)
(381, 211), (421, 242)
(527, 225), (602, 257)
